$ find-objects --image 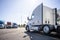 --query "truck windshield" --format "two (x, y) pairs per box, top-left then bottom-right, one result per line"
(13, 23), (17, 25)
